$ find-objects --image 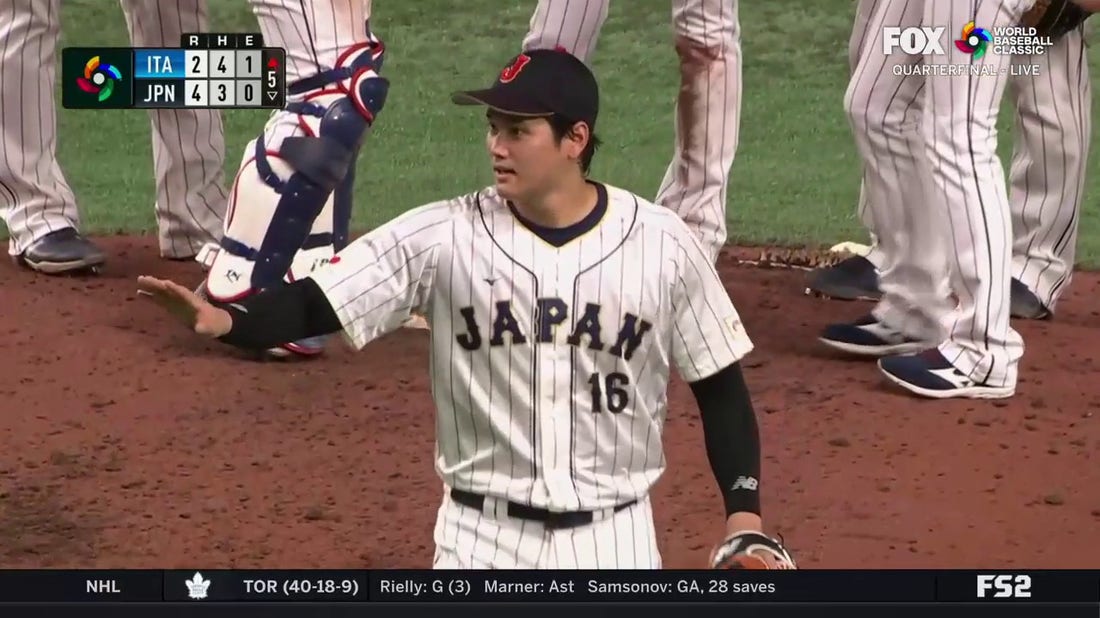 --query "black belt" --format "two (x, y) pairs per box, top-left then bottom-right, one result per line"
(450, 489), (637, 530)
